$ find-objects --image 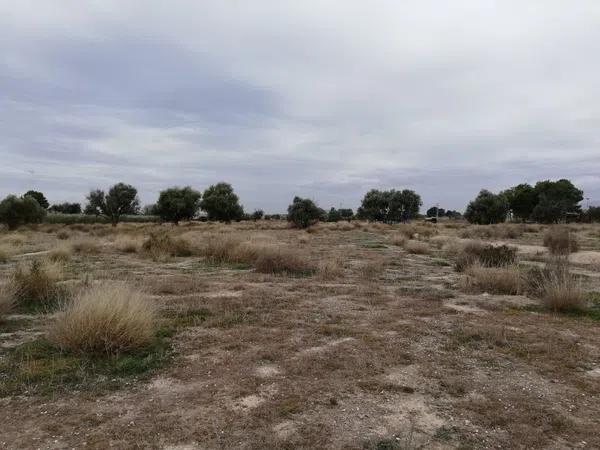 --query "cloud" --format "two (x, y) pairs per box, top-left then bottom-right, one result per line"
(1, 0), (600, 212)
